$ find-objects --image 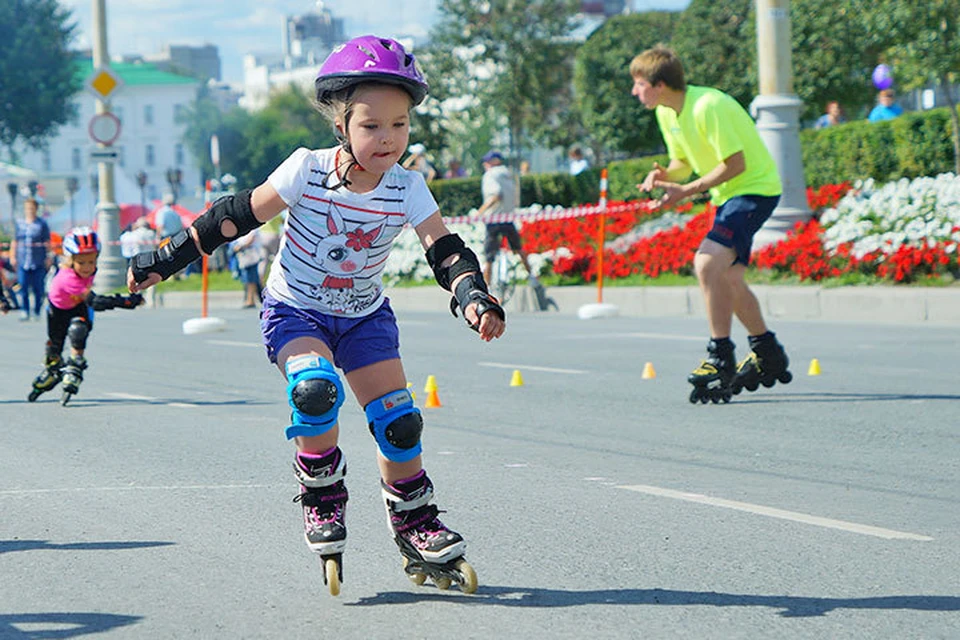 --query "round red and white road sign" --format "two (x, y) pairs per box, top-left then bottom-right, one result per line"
(88, 112), (122, 145)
